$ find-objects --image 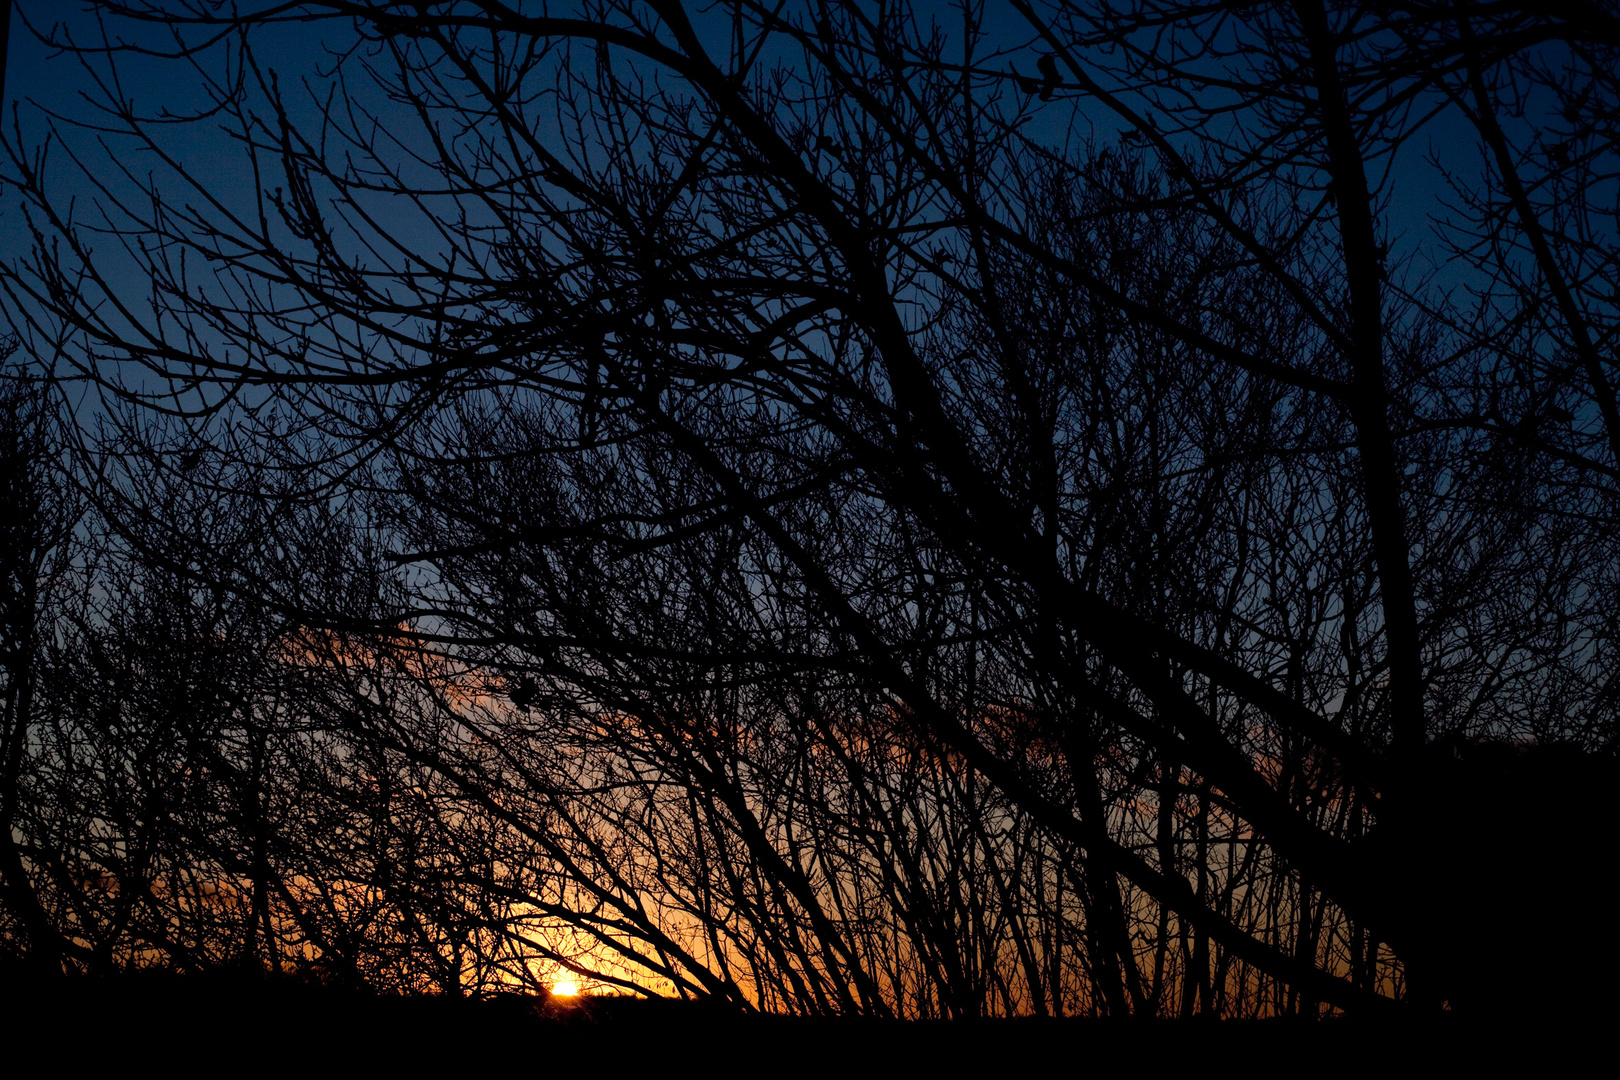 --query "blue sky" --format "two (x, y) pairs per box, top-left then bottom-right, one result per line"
(0, 0), (1560, 386)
